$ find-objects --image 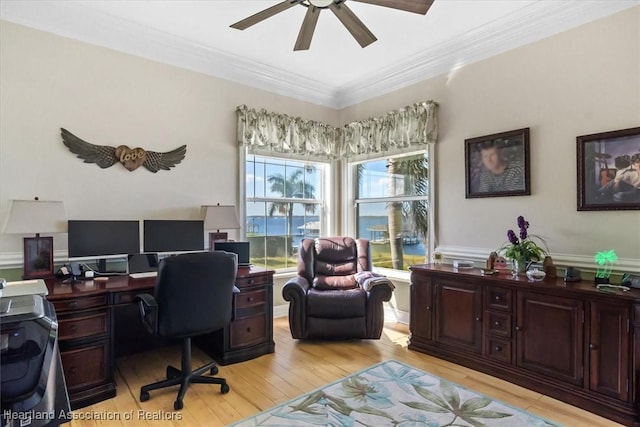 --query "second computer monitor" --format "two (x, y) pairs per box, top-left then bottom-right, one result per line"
(143, 220), (204, 253)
